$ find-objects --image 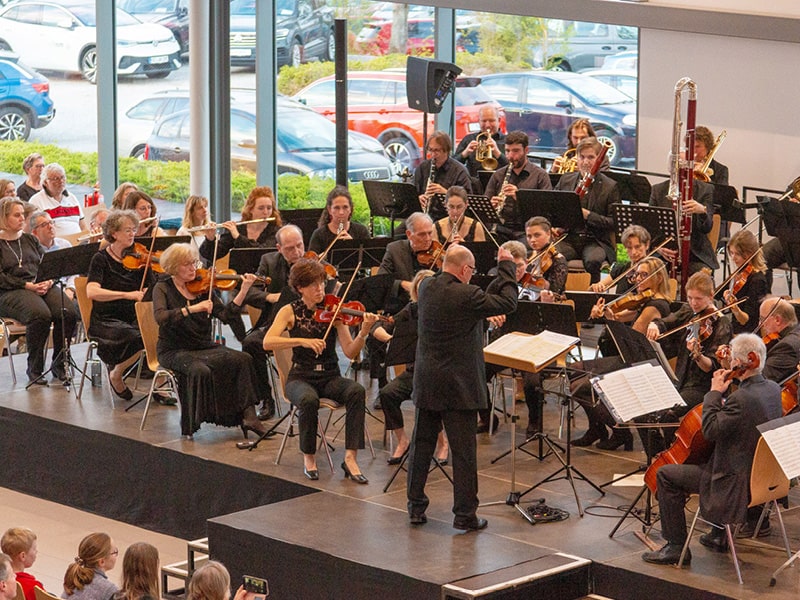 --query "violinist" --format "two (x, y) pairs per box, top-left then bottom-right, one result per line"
(642, 333), (781, 566)
(0, 200), (77, 384)
(86, 210), (157, 401)
(643, 272), (732, 457)
(570, 258), (672, 450)
(152, 243), (268, 439)
(521, 216), (566, 301)
(735, 297), (800, 383)
(122, 191), (166, 238)
(554, 137), (618, 283)
(434, 186), (486, 244)
(413, 131), (472, 220)
(263, 258), (377, 483)
(199, 186), (282, 264)
(590, 225), (651, 294)
(176, 195), (211, 251)
(378, 212), (436, 312)
(719, 230), (768, 334)
(241, 224), (307, 420)
(762, 176), (800, 290)
(307, 186), (370, 255)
